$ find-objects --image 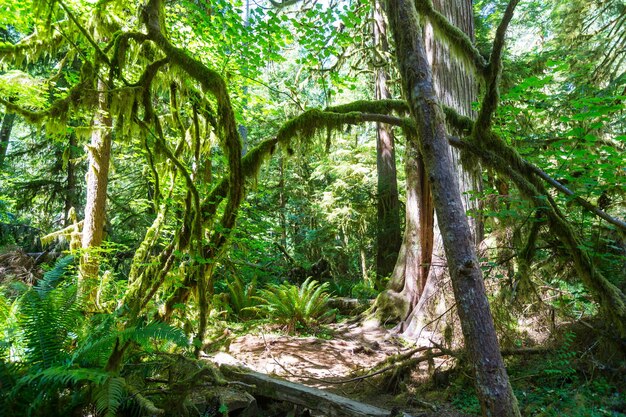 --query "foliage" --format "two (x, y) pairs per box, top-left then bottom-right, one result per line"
(0, 257), (190, 417)
(225, 274), (259, 320)
(253, 277), (336, 333)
